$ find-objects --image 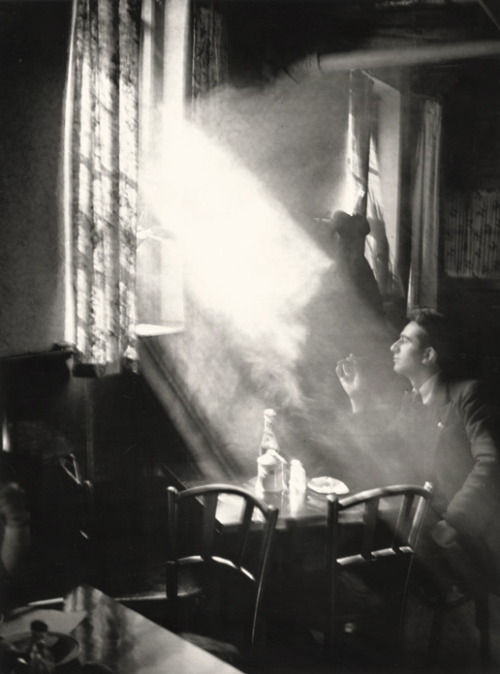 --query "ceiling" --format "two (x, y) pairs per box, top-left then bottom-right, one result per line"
(0, 0), (499, 78)
(215, 0), (500, 90)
